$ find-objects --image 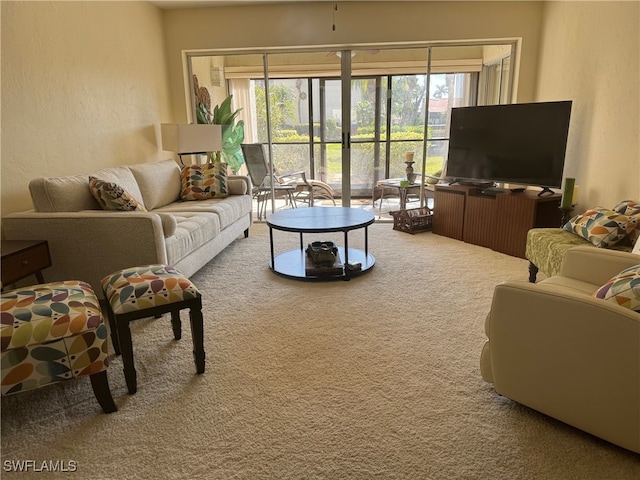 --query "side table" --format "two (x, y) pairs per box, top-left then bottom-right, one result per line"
(1, 240), (52, 290)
